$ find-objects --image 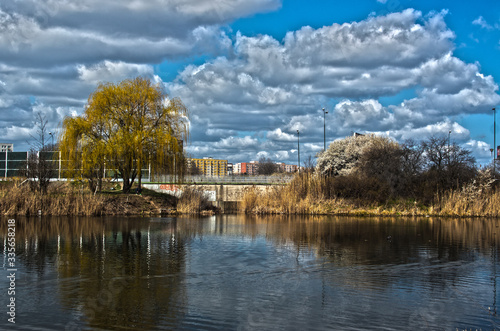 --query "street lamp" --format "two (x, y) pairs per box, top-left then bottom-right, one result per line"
(492, 148), (496, 179)
(447, 130), (451, 166)
(49, 132), (54, 149)
(494, 107), (497, 176)
(297, 129), (300, 174)
(323, 107), (328, 151)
